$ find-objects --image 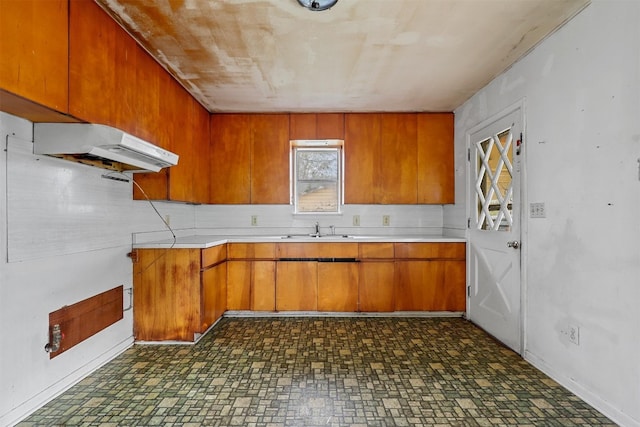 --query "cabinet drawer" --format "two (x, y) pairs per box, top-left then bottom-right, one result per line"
(394, 243), (465, 260)
(358, 243), (394, 259)
(201, 244), (227, 268)
(228, 243), (276, 259)
(276, 242), (358, 259)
